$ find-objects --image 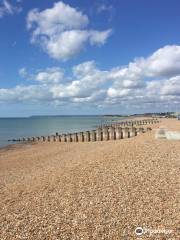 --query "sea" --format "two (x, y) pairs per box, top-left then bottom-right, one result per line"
(0, 115), (123, 148)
